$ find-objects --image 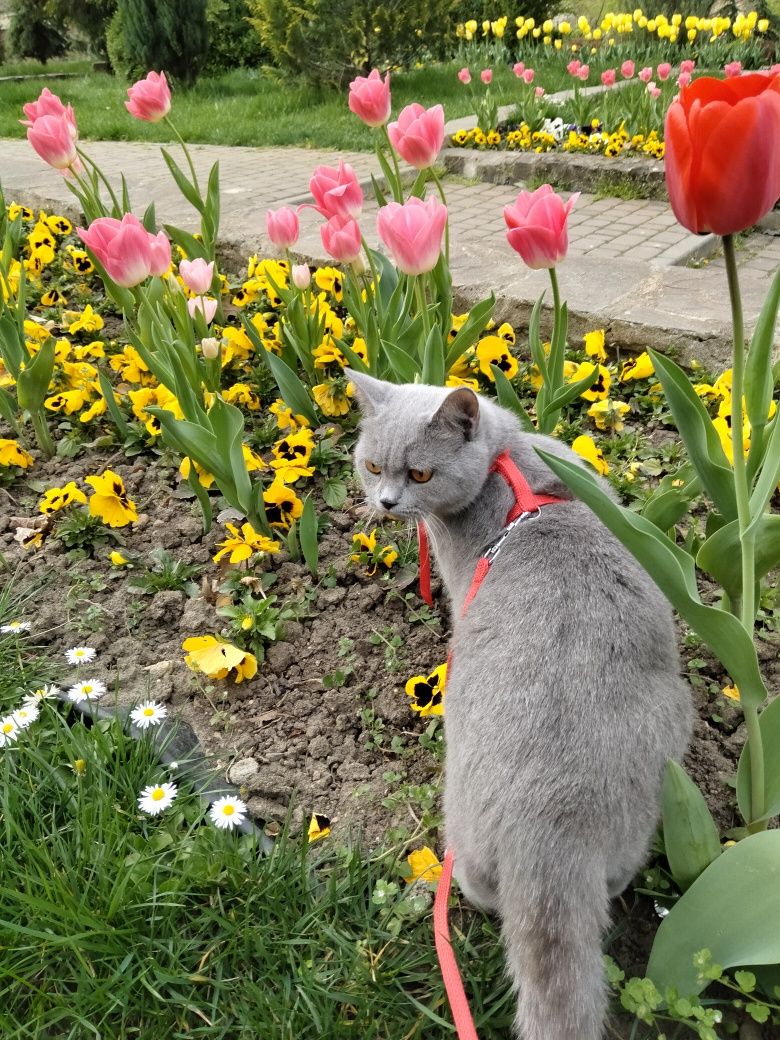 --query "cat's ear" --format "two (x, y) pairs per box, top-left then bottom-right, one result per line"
(431, 387), (480, 441)
(345, 368), (390, 417)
